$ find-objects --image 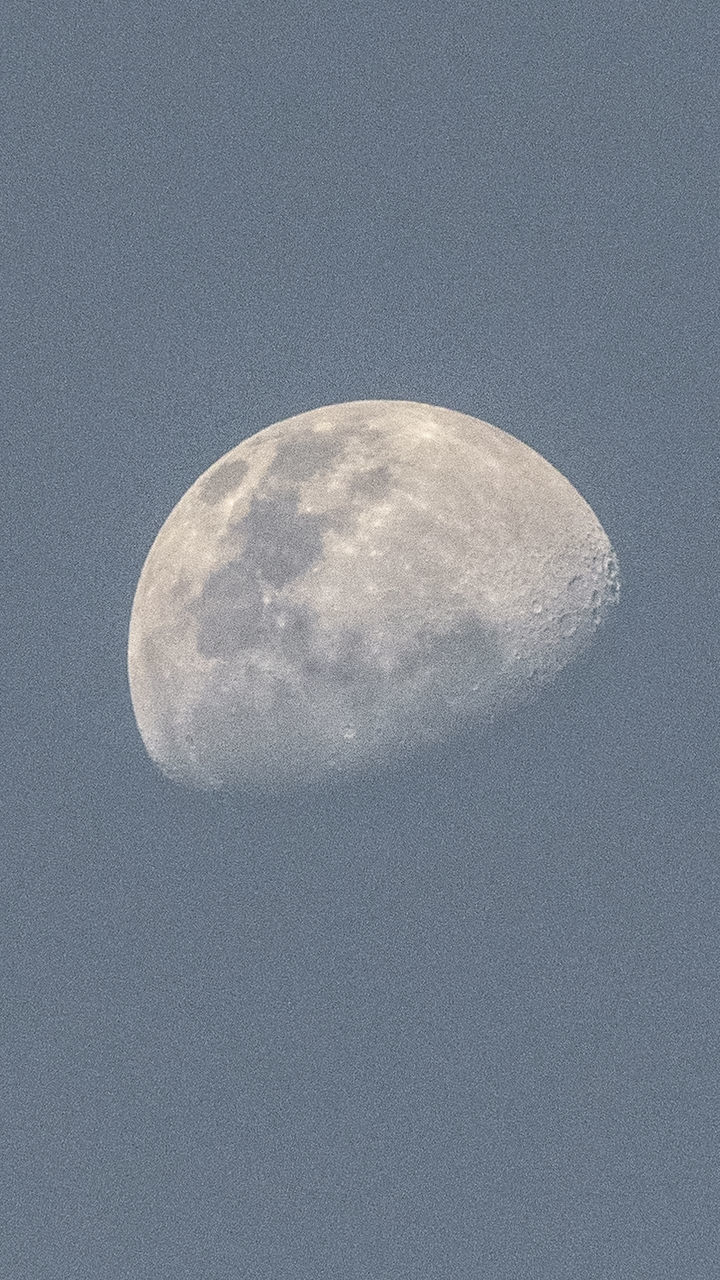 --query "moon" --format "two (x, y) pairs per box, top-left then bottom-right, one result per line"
(128, 400), (620, 790)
